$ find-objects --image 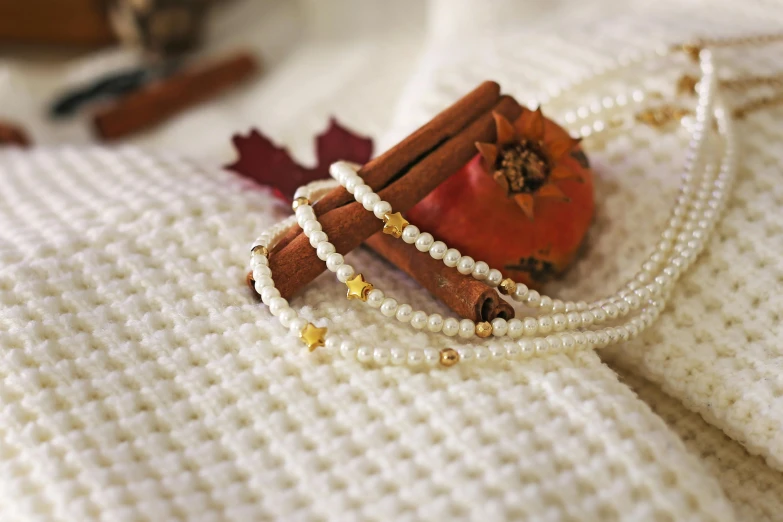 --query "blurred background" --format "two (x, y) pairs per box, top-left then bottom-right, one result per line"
(0, 0), (431, 161)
